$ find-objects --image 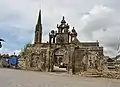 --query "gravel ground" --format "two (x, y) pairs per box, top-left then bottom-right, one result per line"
(0, 68), (120, 87)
